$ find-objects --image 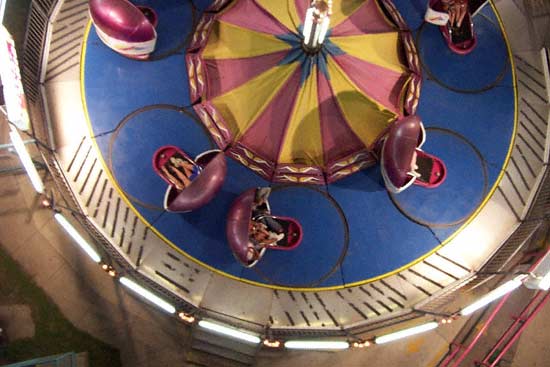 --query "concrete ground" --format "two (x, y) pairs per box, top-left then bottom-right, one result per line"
(0, 305), (35, 341)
